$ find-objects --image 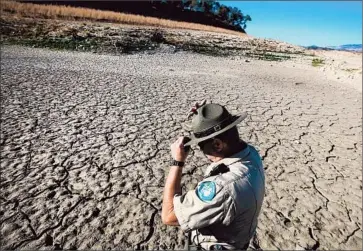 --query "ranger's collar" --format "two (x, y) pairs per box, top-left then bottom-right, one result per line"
(204, 145), (250, 177)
